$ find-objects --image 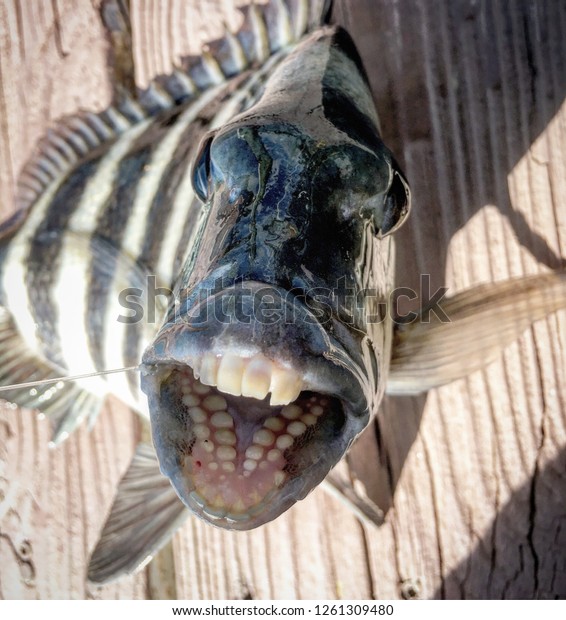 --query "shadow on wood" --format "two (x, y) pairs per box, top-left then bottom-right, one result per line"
(435, 447), (566, 598)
